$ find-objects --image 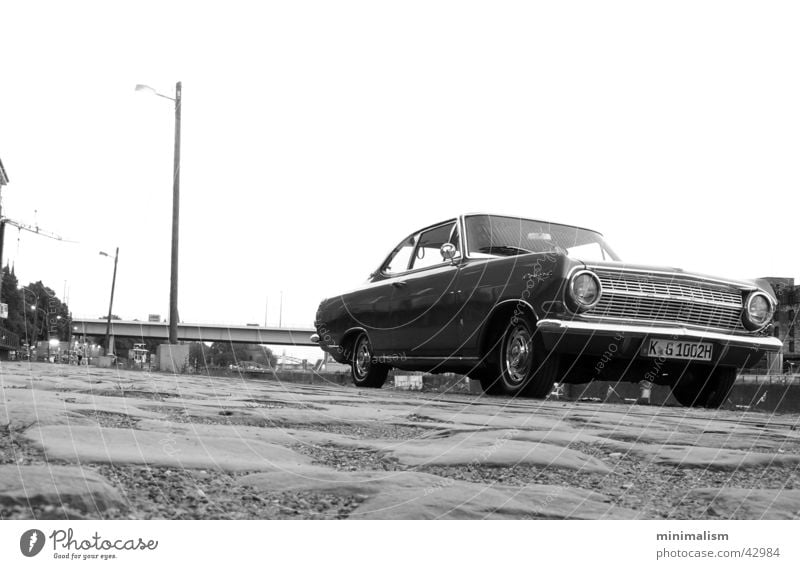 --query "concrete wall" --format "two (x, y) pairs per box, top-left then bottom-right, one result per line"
(157, 344), (190, 373)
